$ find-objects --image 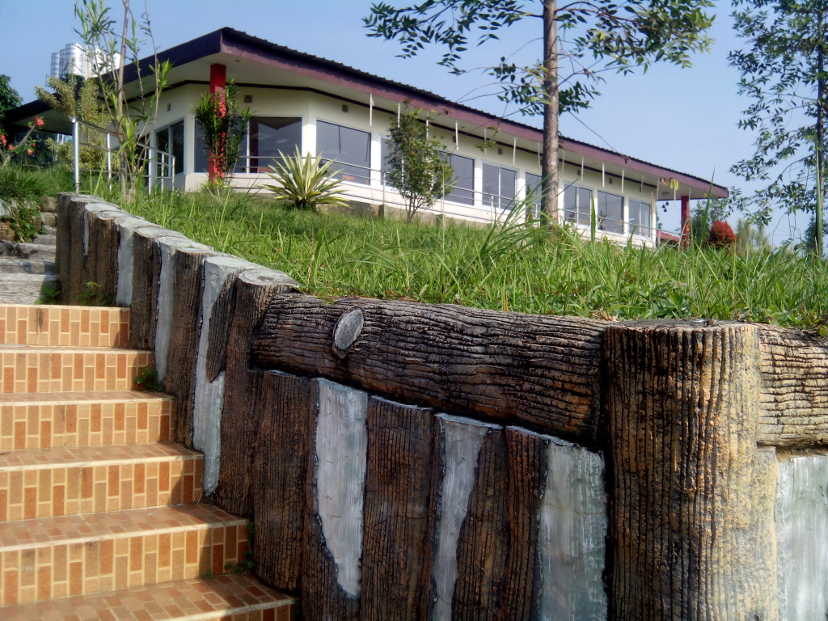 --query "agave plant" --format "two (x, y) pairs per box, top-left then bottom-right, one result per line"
(264, 148), (348, 211)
